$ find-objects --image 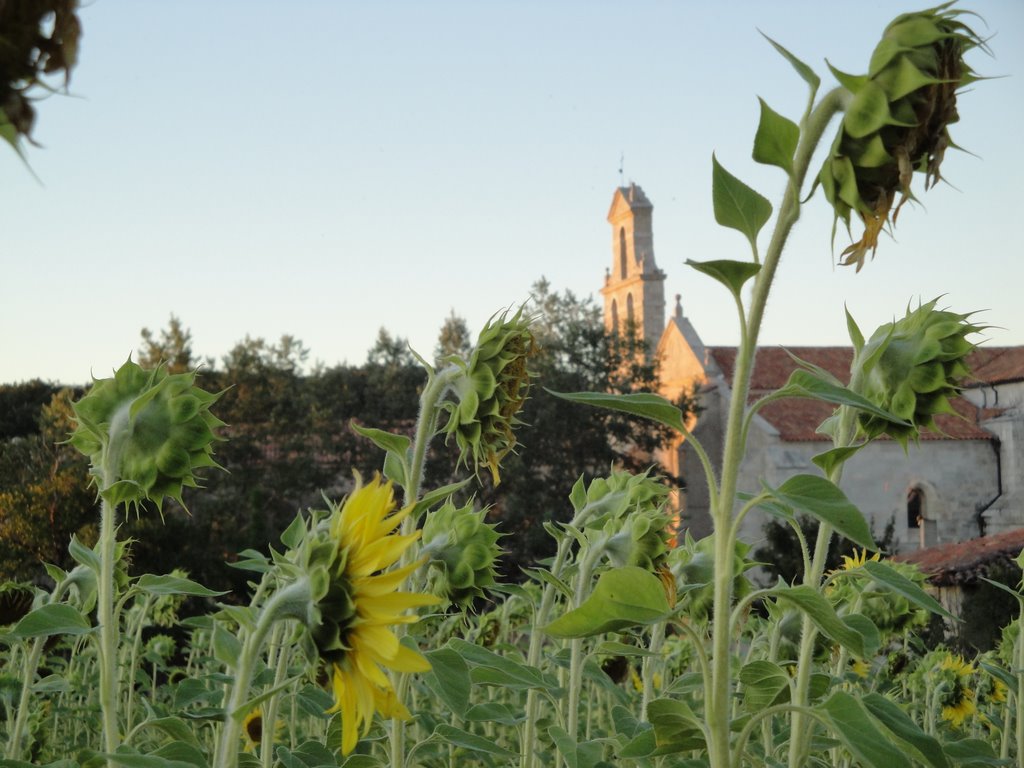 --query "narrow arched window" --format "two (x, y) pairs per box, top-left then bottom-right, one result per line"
(619, 227), (628, 279)
(626, 293), (635, 327)
(907, 487), (923, 529)
(610, 299), (619, 334)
